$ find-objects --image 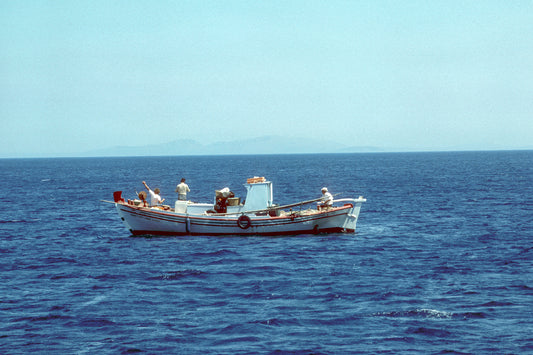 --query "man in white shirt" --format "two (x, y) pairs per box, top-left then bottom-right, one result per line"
(142, 181), (164, 206)
(175, 178), (190, 201)
(318, 187), (333, 210)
